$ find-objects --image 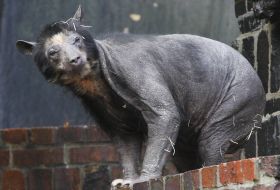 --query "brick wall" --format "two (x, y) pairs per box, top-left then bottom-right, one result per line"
(0, 125), (179, 190)
(1, 126), (280, 190)
(131, 155), (280, 190)
(233, 0), (280, 158)
(0, 126), (123, 190)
